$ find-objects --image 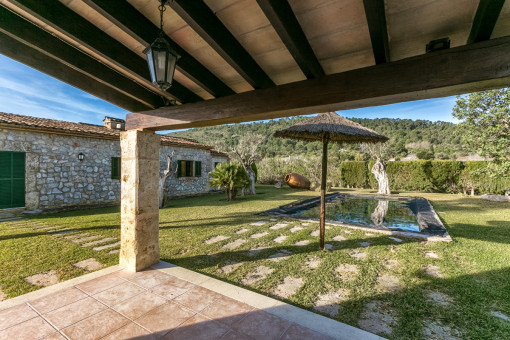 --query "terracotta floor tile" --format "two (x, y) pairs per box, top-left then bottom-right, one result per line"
(134, 302), (195, 337)
(150, 276), (195, 300)
(29, 287), (88, 314)
(75, 273), (126, 295)
(101, 322), (156, 340)
(163, 314), (230, 340)
(93, 281), (146, 306)
(232, 310), (291, 340)
(43, 332), (67, 339)
(61, 309), (129, 340)
(173, 286), (223, 312)
(117, 269), (174, 288)
(43, 297), (106, 329)
(280, 323), (335, 340)
(0, 303), (38, 330)
(202, 297), (254, 327)
(219, 330), (254, 340)
(0, 316), (55, 340)
(112, 292), (166, 320)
